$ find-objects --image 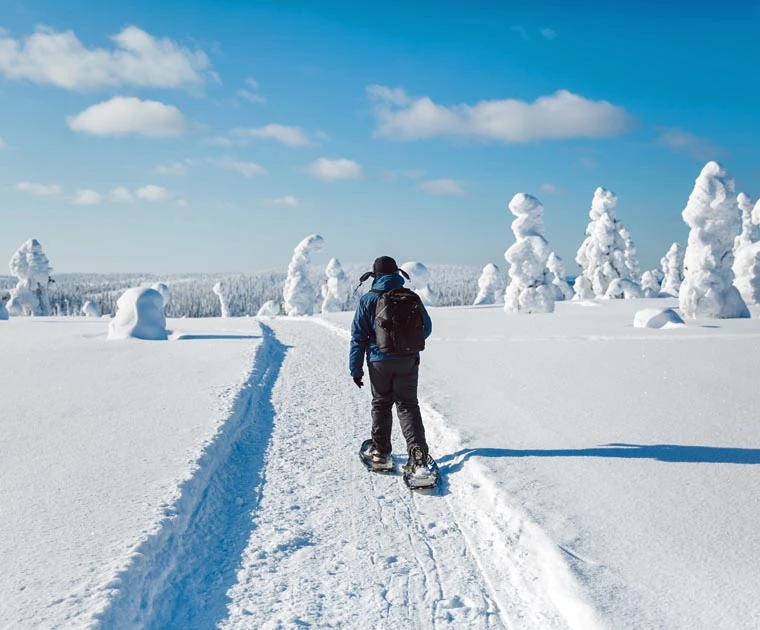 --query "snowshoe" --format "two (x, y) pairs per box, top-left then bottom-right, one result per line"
(402, 446), (441, 490)
(359, 439), (394, 473)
